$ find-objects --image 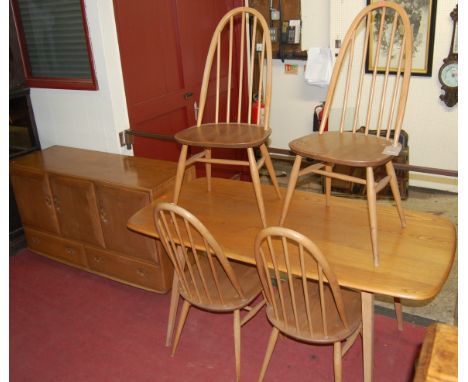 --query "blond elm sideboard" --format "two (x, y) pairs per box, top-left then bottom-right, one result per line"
(10, 145), (195, 293)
